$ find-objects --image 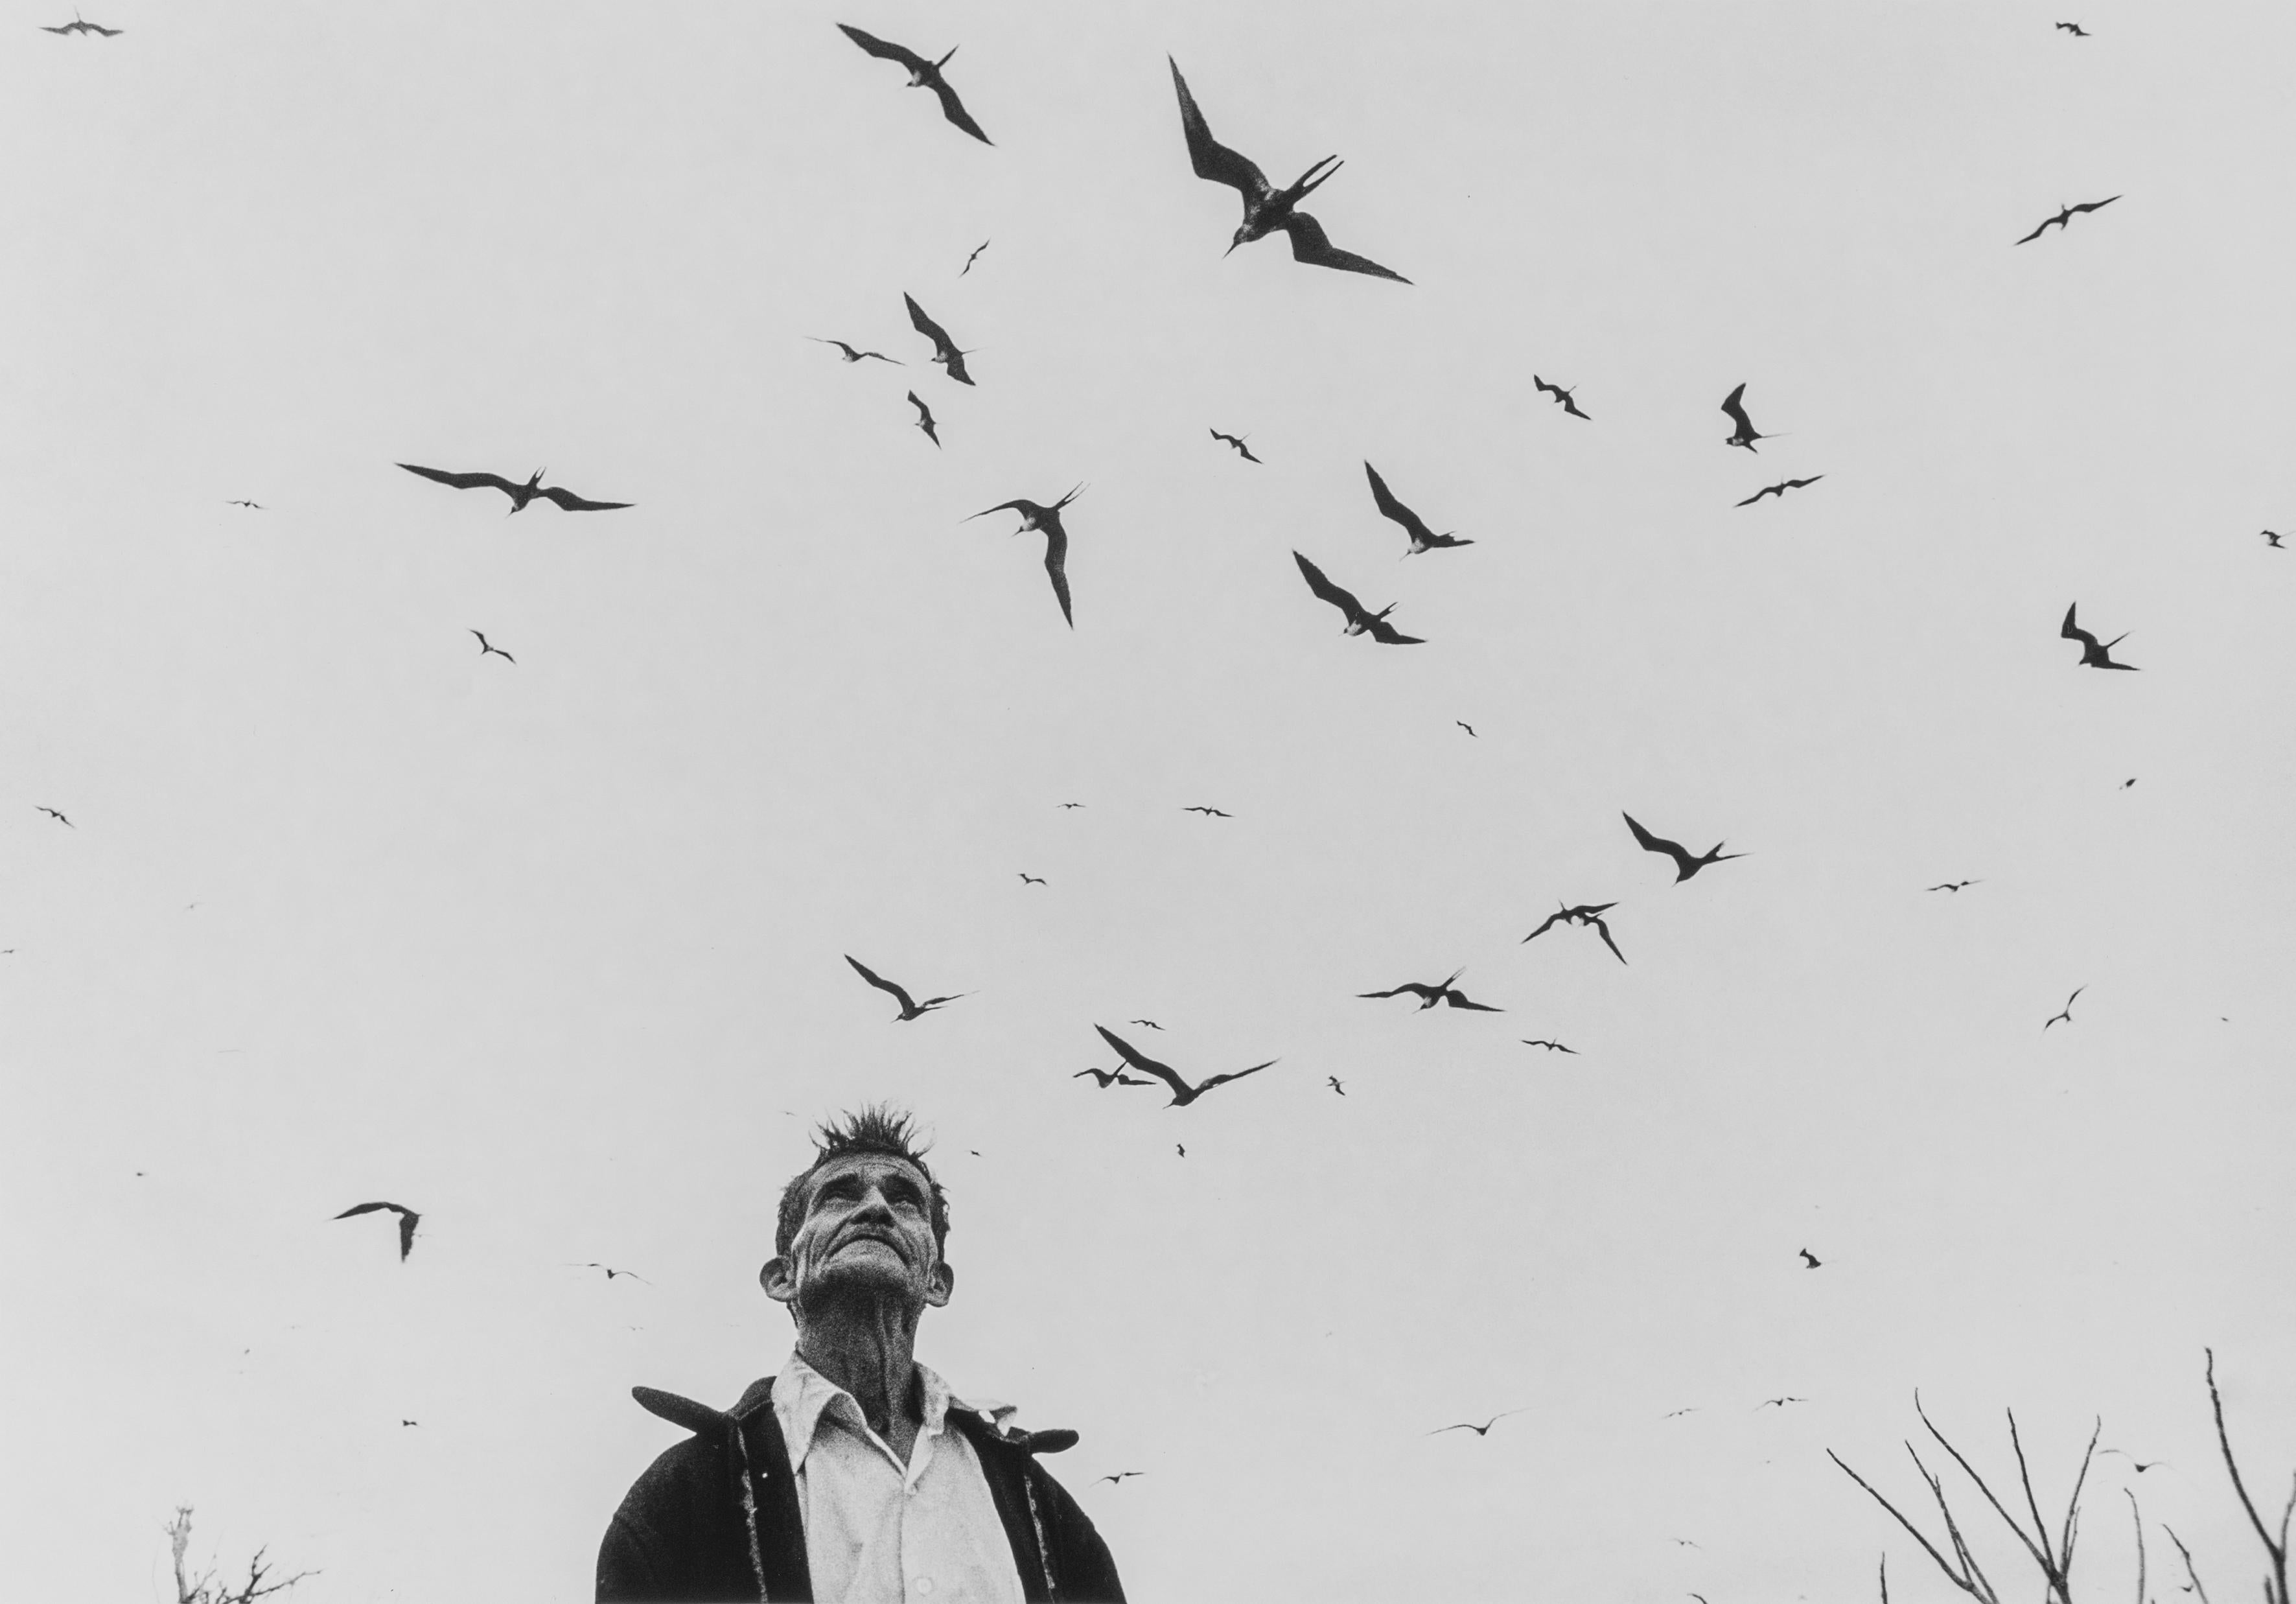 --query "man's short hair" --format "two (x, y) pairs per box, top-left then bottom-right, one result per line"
(774, 1104), (951, 1261)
